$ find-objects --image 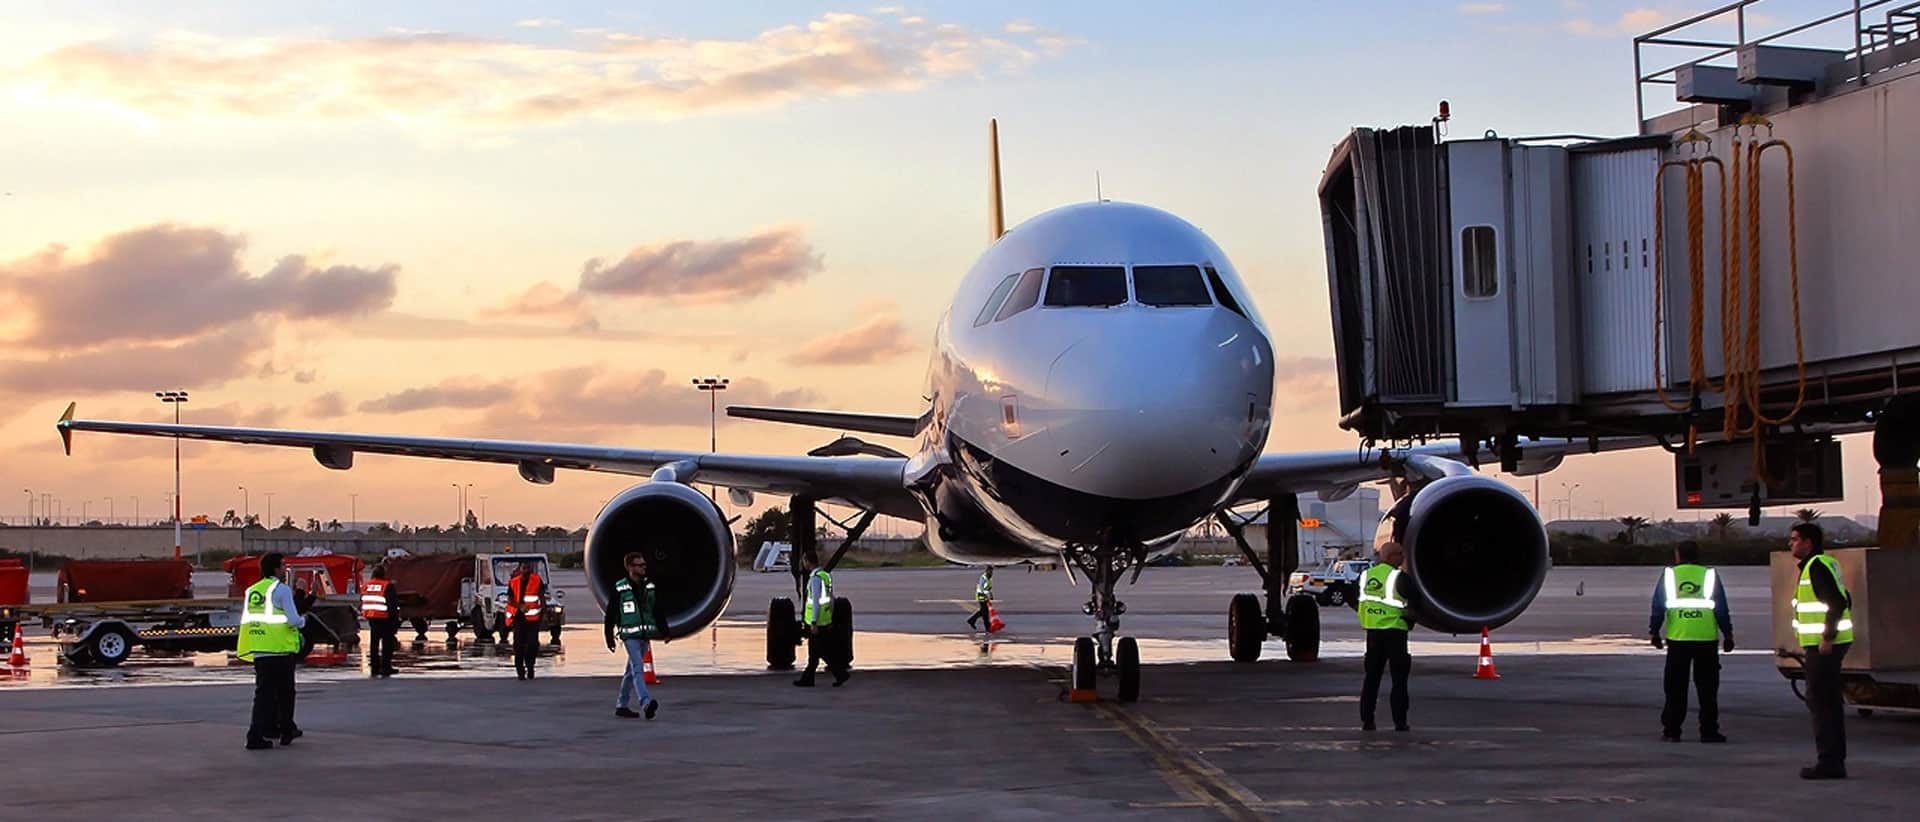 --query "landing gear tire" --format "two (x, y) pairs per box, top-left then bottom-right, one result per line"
(1072, 636), (1097, 693)
(1228, 593), (1264, 663)
(1116, 636), (1140, 703)
(832, 597), (854, 668)
(766, 597), (797, 670)
(1283, 593), (1320, 662)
